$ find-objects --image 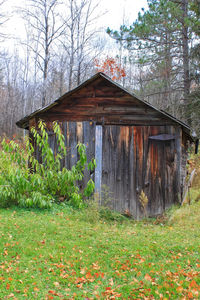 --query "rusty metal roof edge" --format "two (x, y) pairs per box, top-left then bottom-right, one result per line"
(16, 72), (191, 135)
